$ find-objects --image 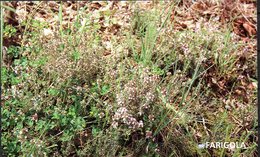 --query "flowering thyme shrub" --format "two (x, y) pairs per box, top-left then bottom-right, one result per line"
(106, 65), (160, 132)
(29, 33), (104, 84)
